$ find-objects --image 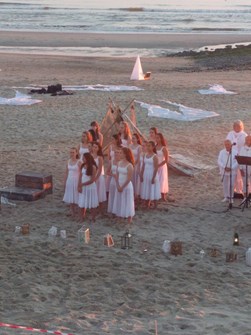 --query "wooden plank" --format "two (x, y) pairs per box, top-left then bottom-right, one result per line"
(0, 187), (47, 202)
